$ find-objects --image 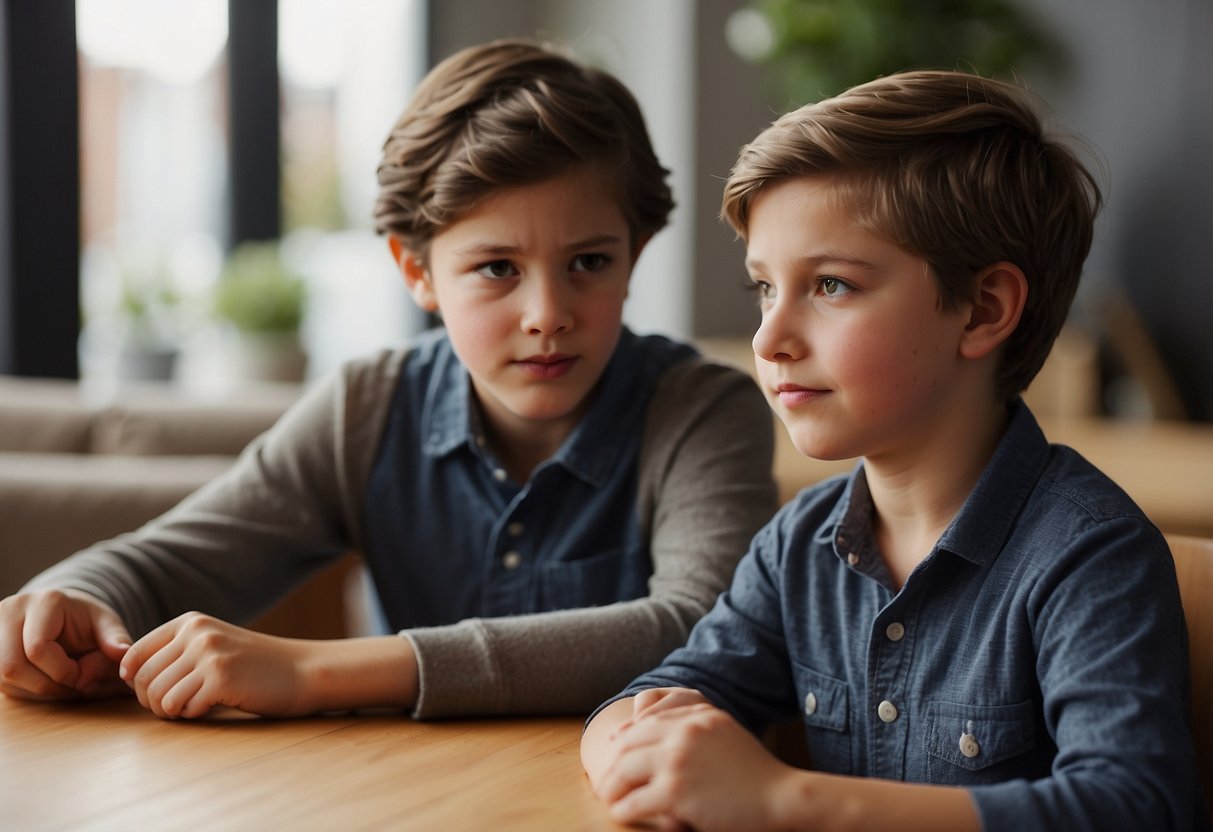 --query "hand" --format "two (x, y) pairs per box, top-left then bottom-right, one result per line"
(596, 699), (802, 832)
(121, 612), (316, 719)
(0, 588), (132, 701)
(626, 686), (715, 724)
